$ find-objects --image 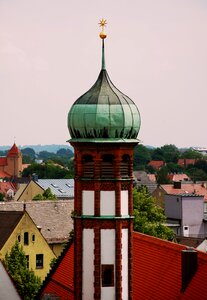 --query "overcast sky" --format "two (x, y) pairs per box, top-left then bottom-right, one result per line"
(1, 0), (207, 148)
